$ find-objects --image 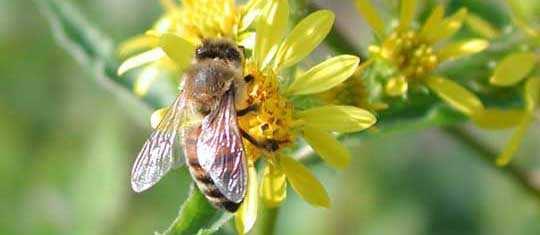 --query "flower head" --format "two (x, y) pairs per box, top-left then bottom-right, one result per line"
(486, 48), (538, 167)
(462, 0), (539, 166)
(155, 0), (376, 233)
(232, 1), (376, 233)
(117, 0), (263, 95)
(355, 0), (489, 116)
